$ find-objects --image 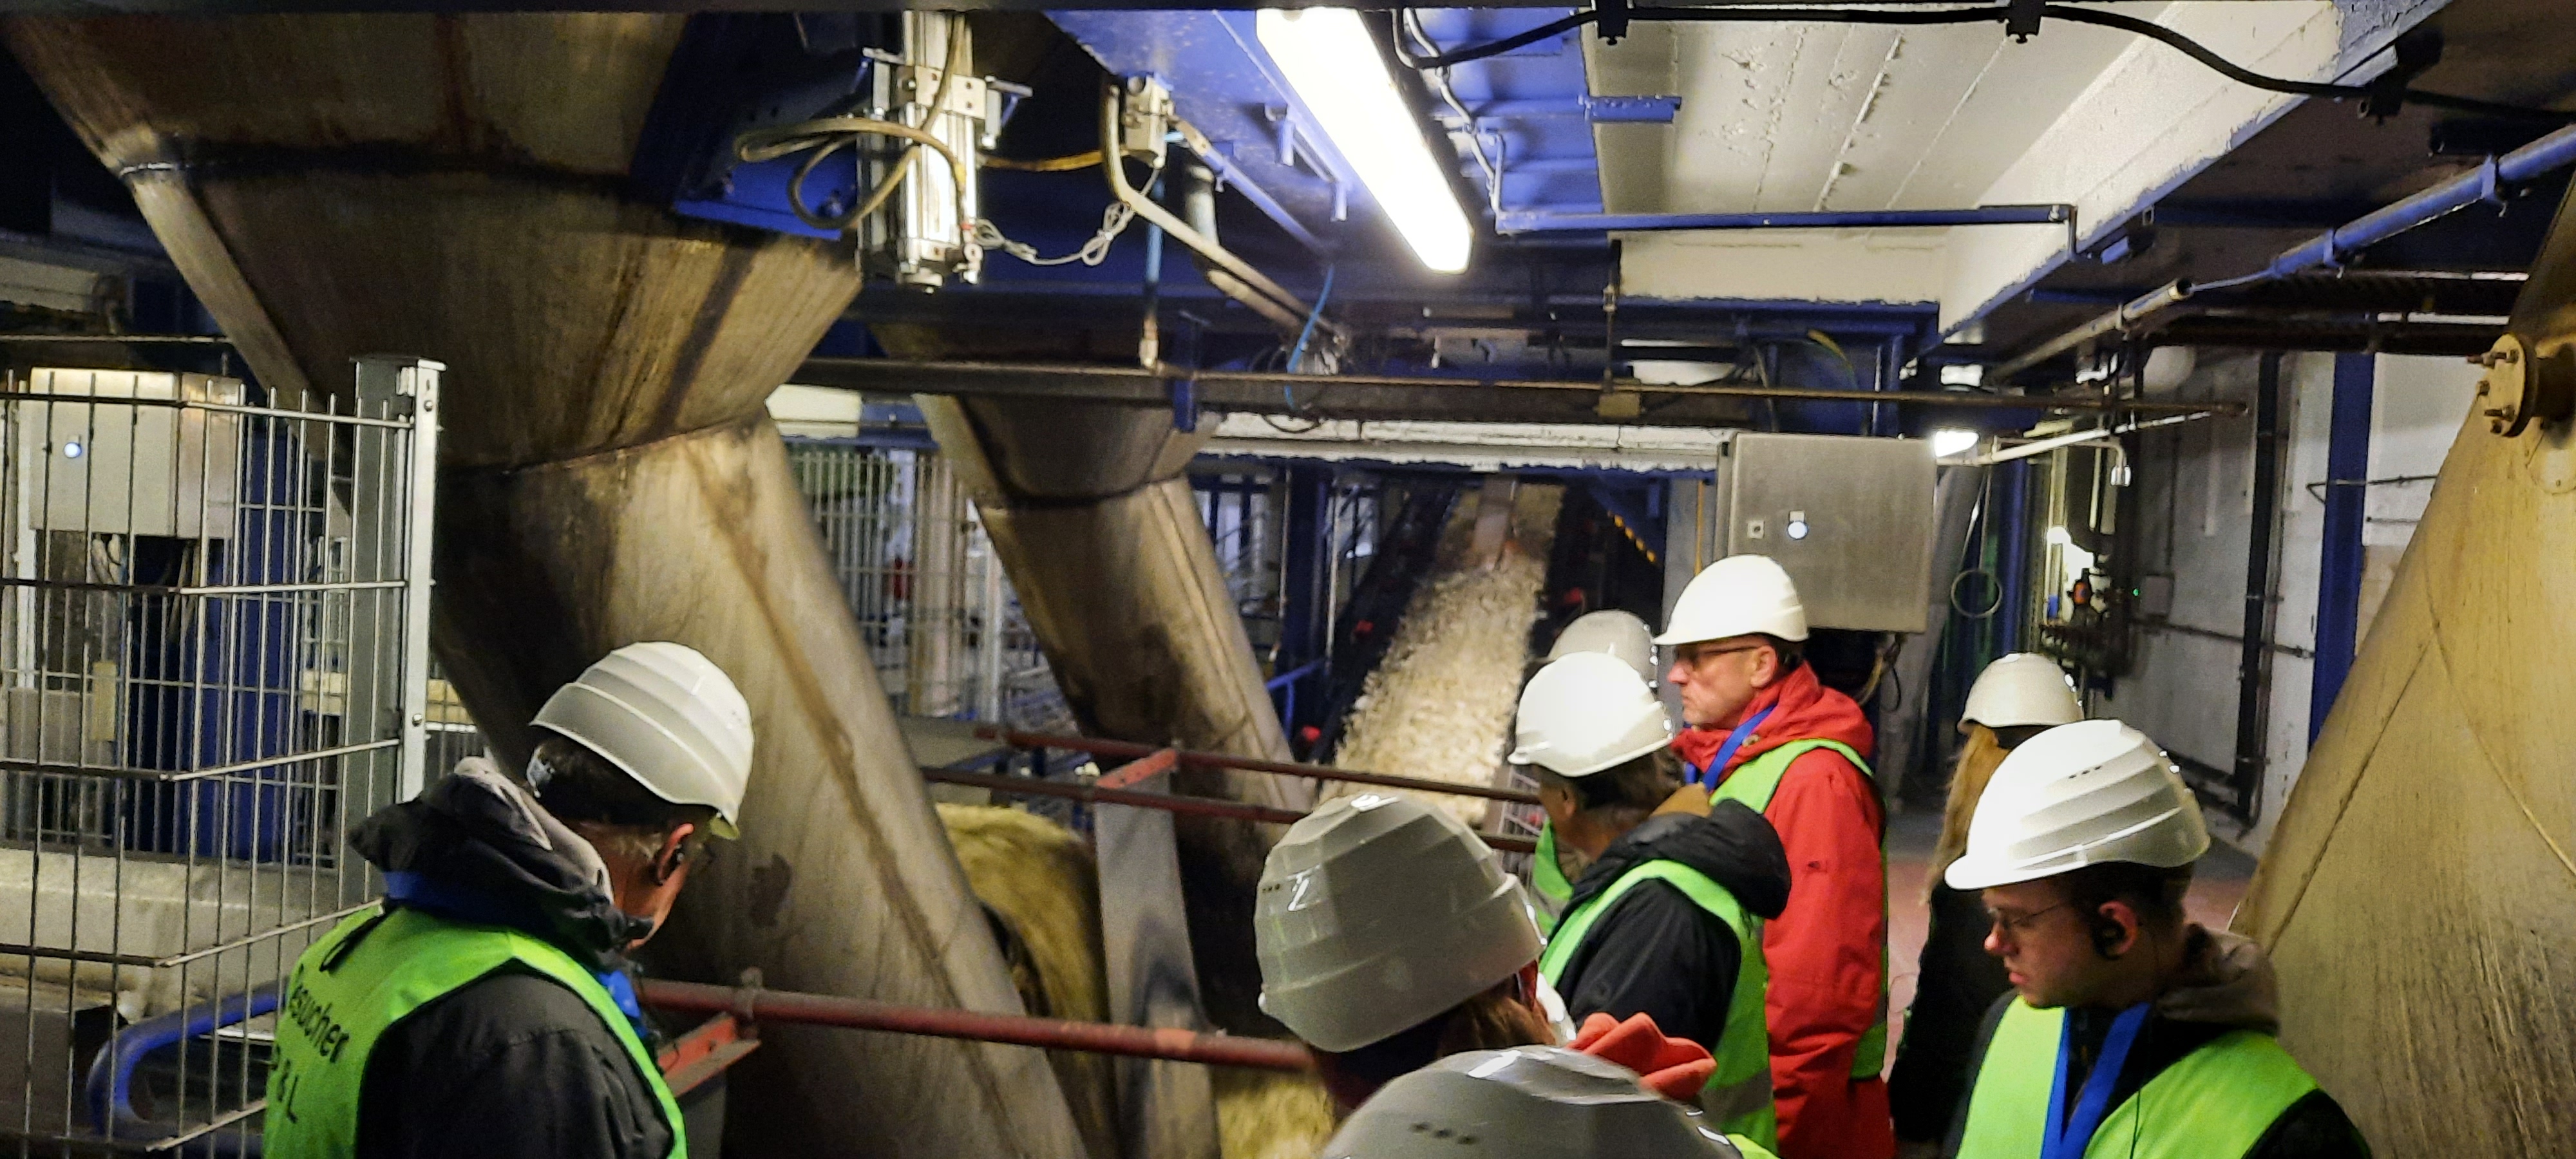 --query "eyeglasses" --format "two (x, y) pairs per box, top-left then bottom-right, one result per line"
(1669, 643), (1765, 667)
(1984, 901), (2072, 938)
